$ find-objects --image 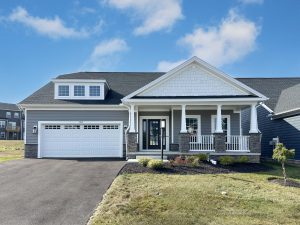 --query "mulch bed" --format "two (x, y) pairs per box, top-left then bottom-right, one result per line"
(119, 162), (272, 175)
(267, 177), (300, 188)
